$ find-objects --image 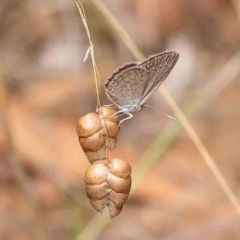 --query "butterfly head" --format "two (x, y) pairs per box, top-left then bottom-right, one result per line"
(124, 104), (143, 112)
